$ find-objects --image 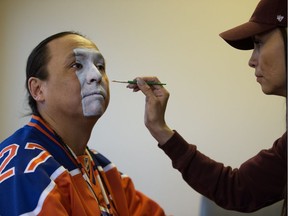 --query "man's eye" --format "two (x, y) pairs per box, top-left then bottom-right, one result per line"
(72, 63), (83, 70)
(96, 64), (105, 71)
